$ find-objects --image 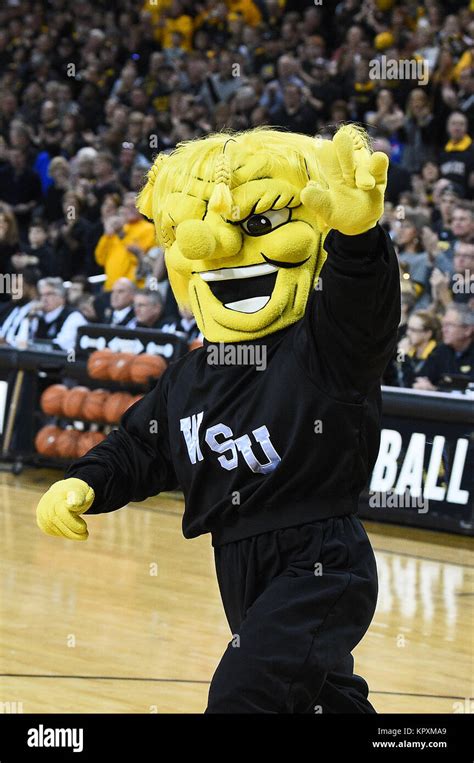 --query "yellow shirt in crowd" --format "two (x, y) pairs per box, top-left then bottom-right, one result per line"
(95, 219), (155, 291)
(142, 0), (262, 49)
